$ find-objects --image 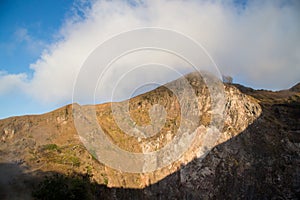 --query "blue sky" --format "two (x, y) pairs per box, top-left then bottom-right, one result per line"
(0, 0), (75, 74)
(0, 0), (299, 119)
(0, 0), (75, 118)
